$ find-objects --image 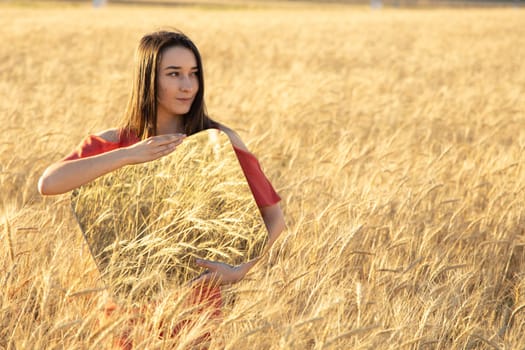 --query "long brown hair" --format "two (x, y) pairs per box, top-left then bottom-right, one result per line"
(121, 30), (216, 140)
